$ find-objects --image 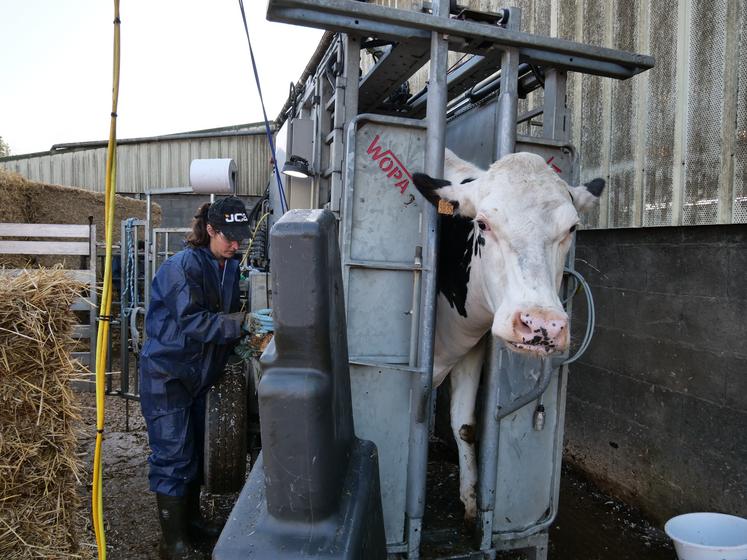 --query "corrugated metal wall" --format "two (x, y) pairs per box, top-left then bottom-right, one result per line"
(0, 133), (272, 196)
(364, 0), (747, 227)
